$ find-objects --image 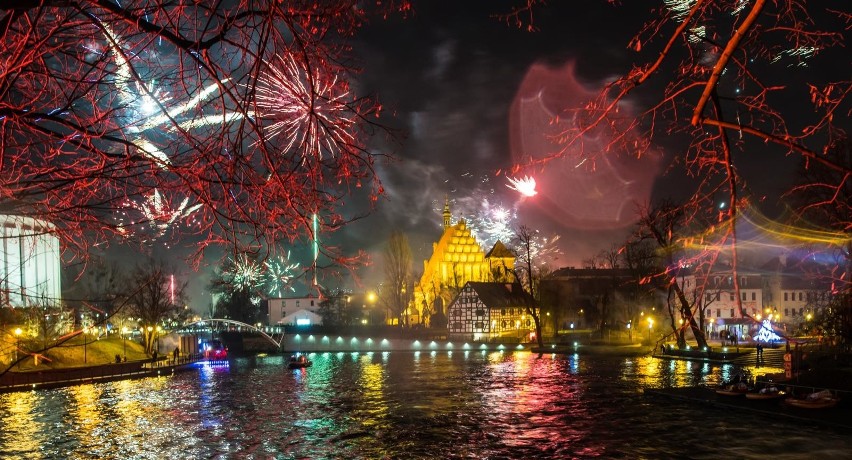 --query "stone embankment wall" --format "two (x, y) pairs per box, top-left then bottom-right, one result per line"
(278, 333), (526, 353)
